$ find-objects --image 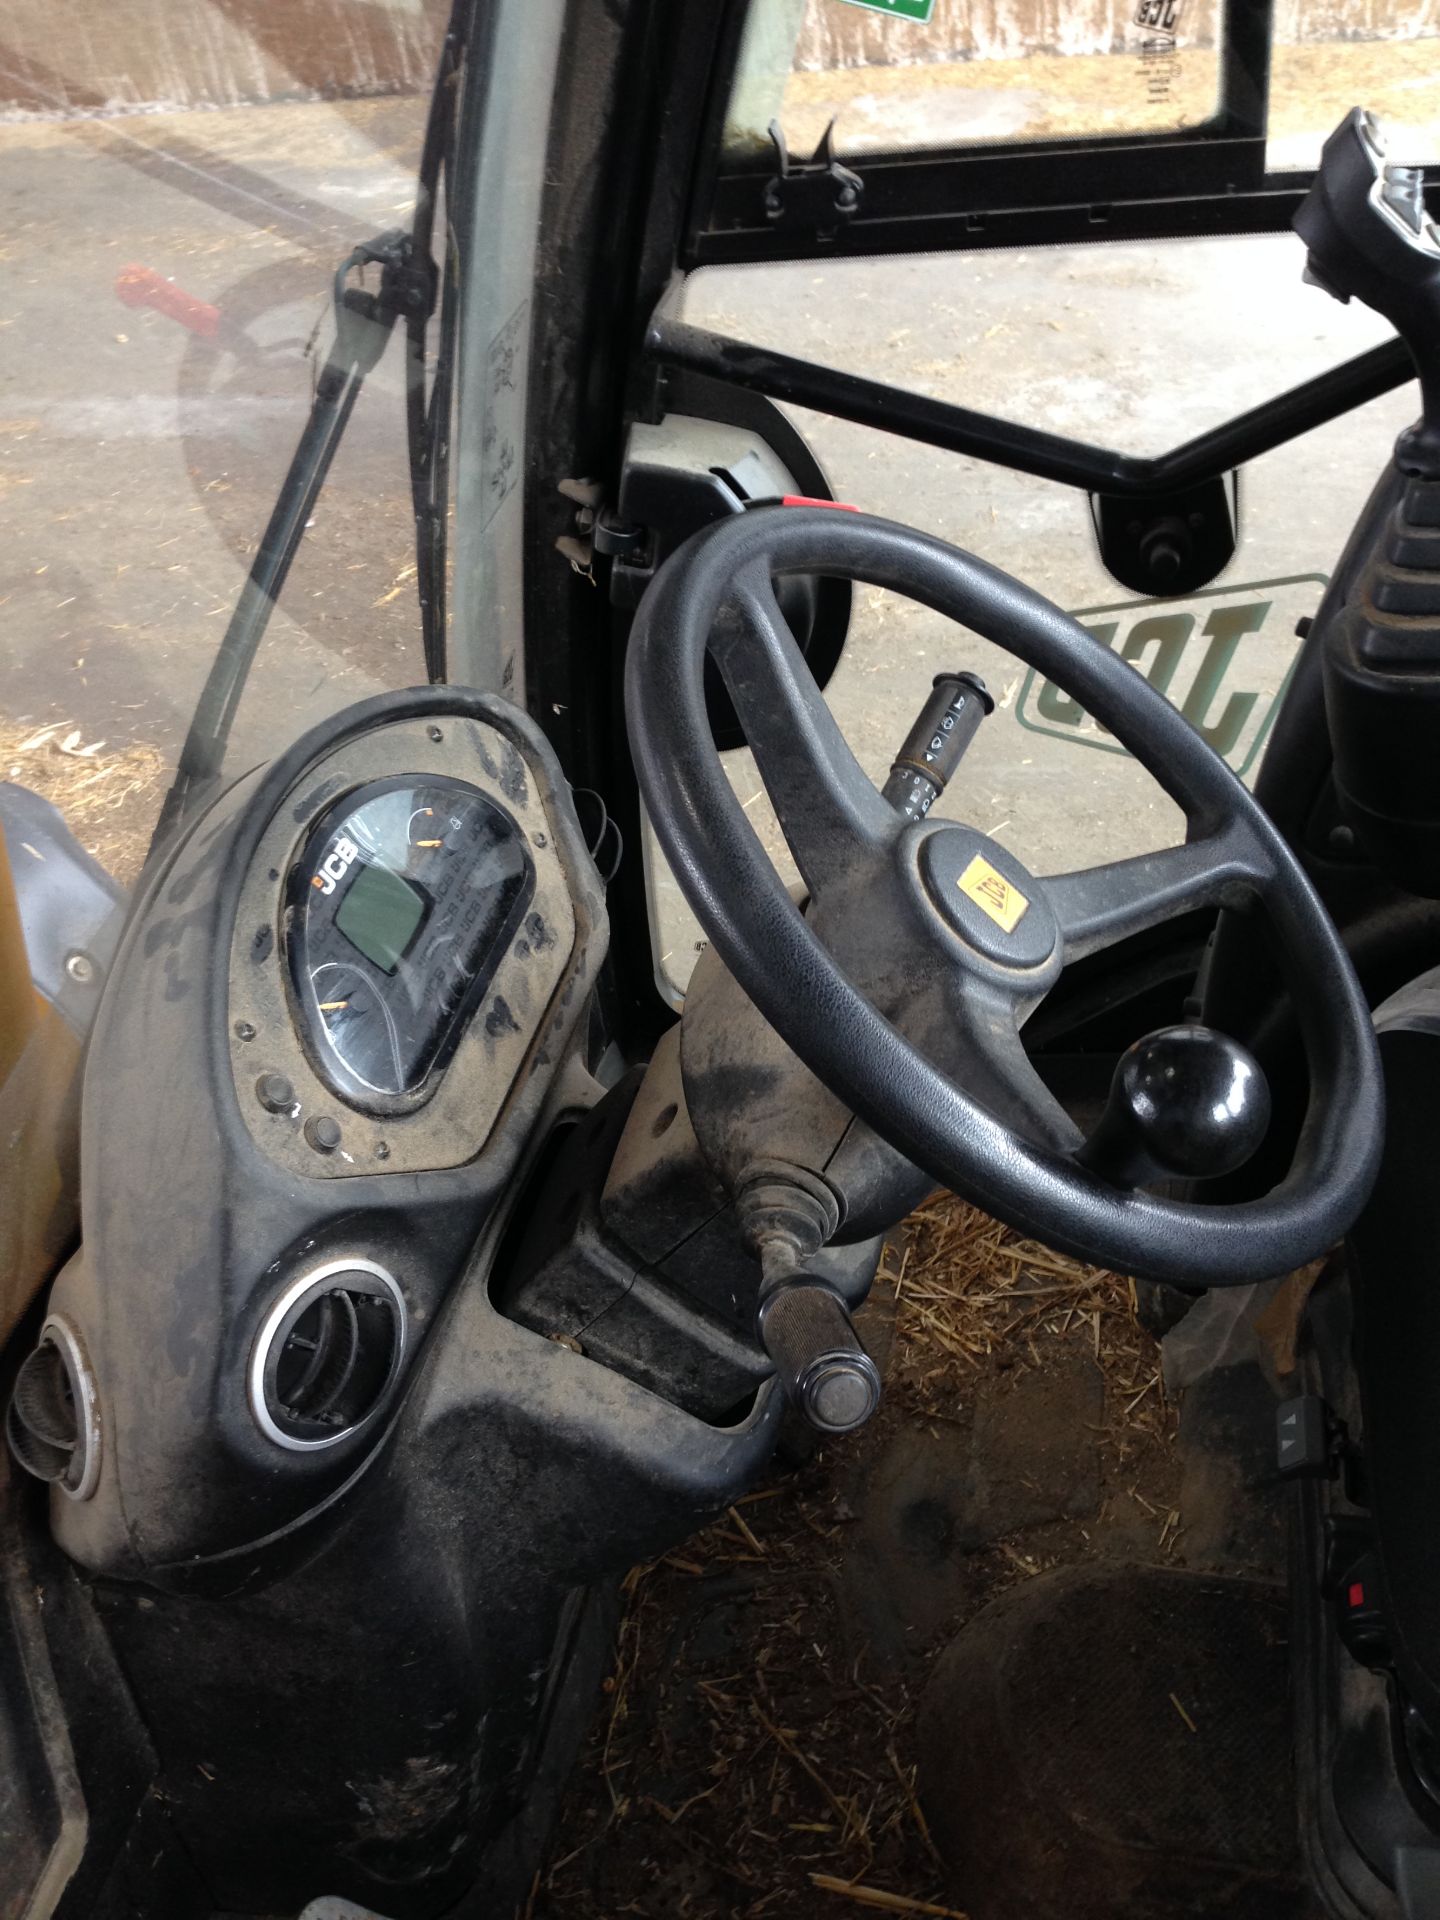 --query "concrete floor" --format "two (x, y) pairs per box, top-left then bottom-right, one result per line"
(0, 89), (1421, 994)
